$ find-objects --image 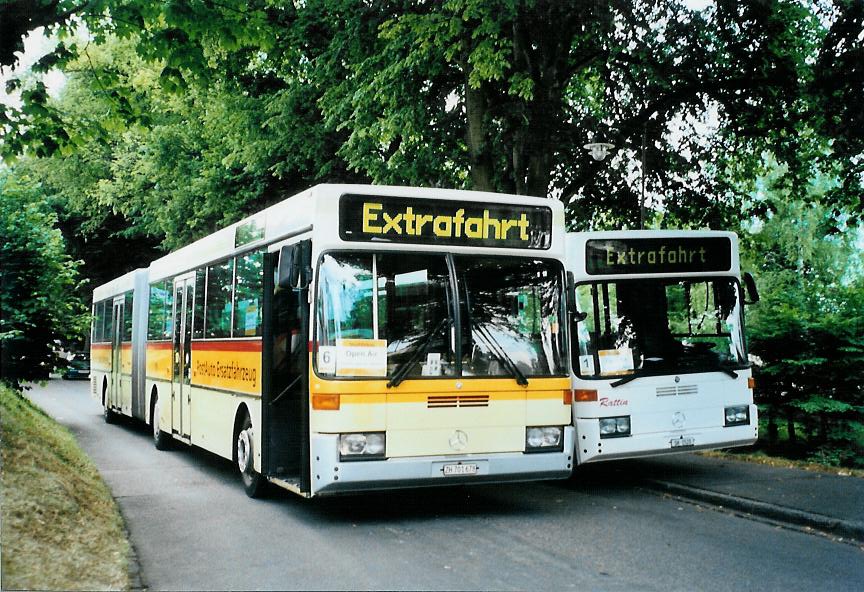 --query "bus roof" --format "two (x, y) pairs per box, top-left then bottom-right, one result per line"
(146, 184), (566, 283)
(92, 268), (148, 302)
